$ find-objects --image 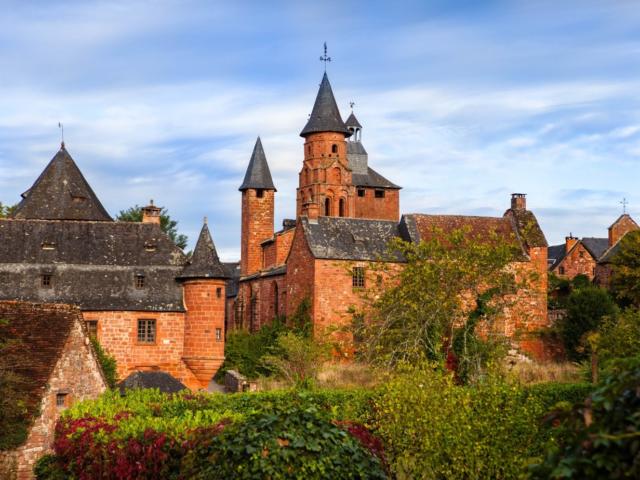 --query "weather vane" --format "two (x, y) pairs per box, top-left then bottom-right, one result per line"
(58, 122), (64, 147)
(319, 42), (331, 71)
(620, 197), (629, 214)
(349, 101), (355, 110)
